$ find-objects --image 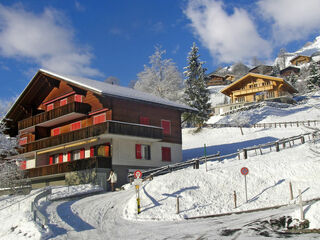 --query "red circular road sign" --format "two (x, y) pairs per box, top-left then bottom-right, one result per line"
(241, 167), (249, 176)
(134, 170), (142, 179)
